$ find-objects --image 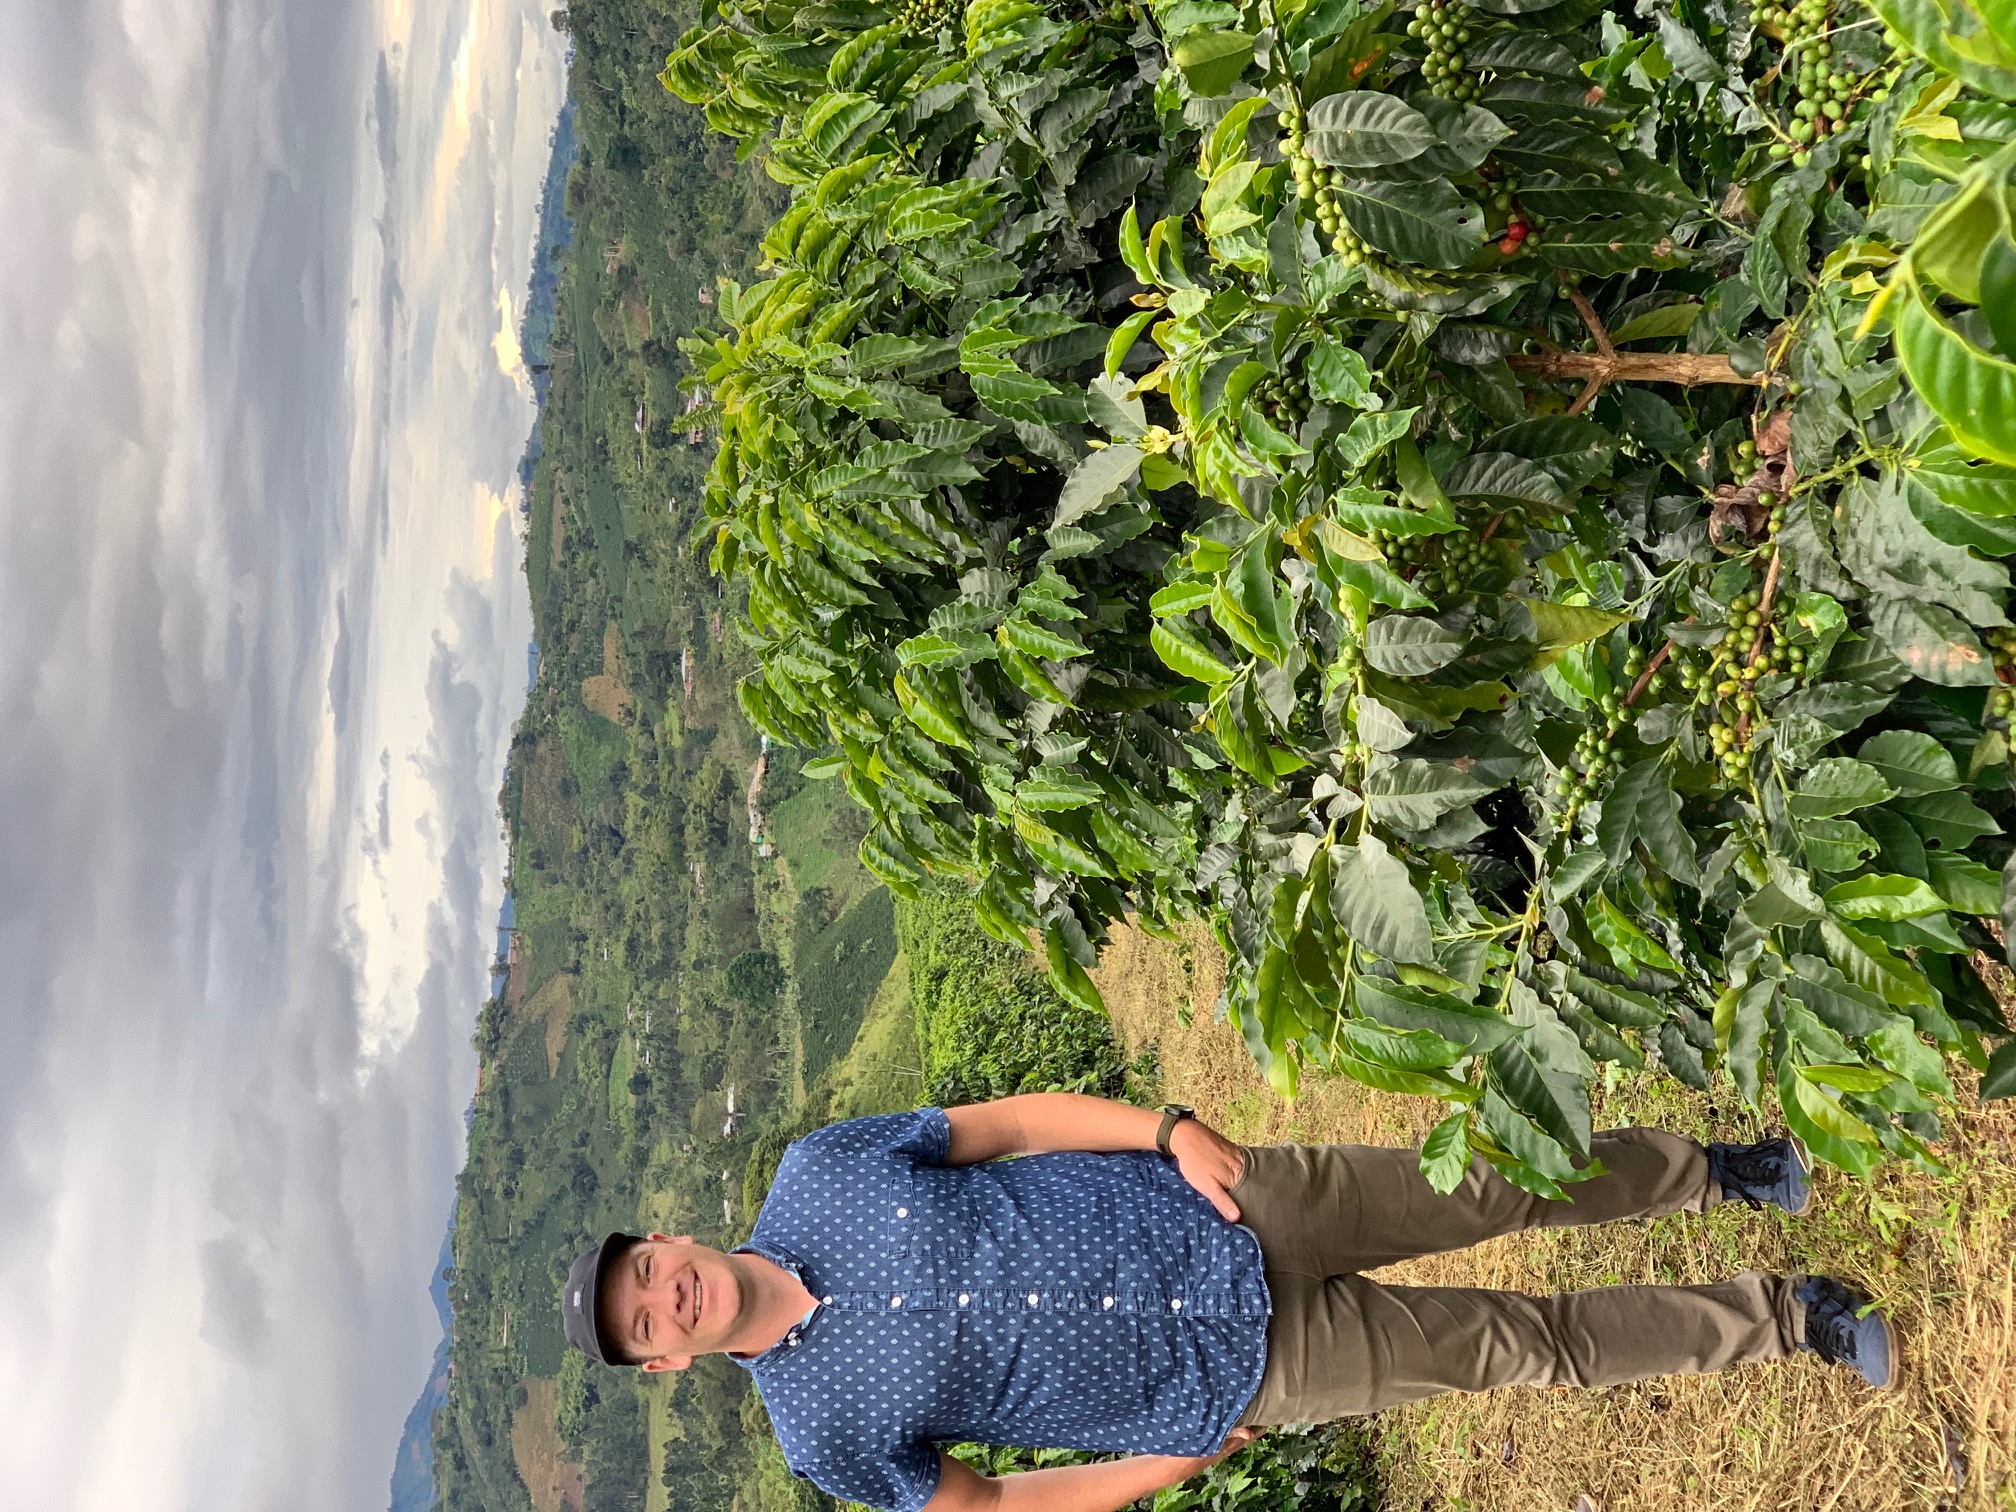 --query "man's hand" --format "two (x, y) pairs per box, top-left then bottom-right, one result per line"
(1168, 1117), (1247, 1222)
(1214, 1426), (1262, 1457)
(943, 1096), (1251, 1220)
